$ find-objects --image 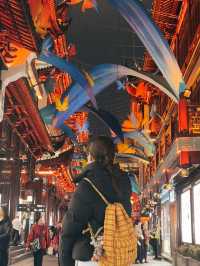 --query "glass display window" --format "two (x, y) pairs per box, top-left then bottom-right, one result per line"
(193, 183), (200, 244)
(181, 189), (192, 243)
